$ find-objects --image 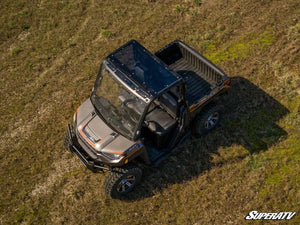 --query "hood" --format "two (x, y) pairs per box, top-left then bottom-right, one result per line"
(76, 98), (134, 154)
